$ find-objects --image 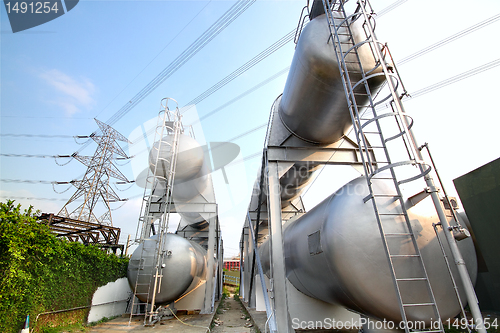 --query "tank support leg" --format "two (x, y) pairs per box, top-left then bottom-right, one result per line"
(267, 162), (293, 333)
(242, 224), (250, 302)
(202, 213), (216, 314)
